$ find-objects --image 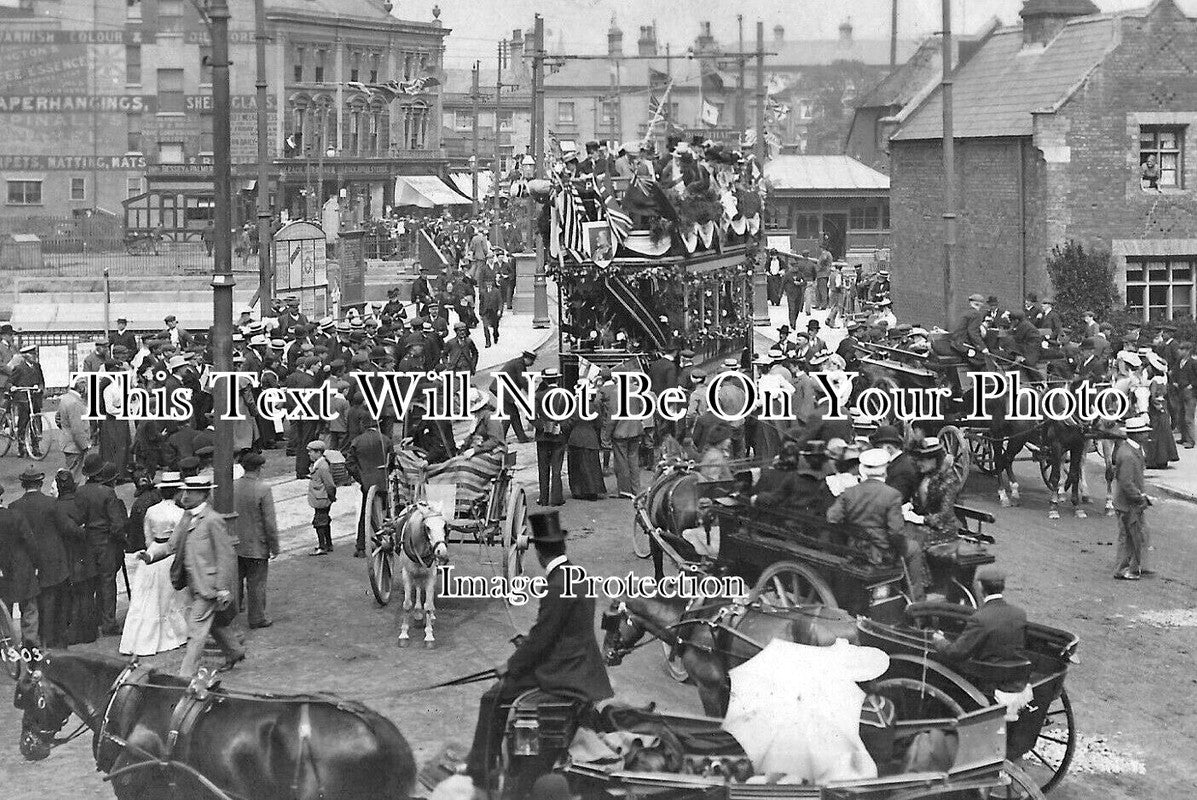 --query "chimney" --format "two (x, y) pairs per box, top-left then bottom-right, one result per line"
(509, 28), (524, 69)
(608, 16), (623, 57)
(696, 21), (716, 54)
(637, 24), (658, 57)
(1019, 0), (1099, 47)
(773, 24), (785, 43)
(839, 19), (853, 43)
